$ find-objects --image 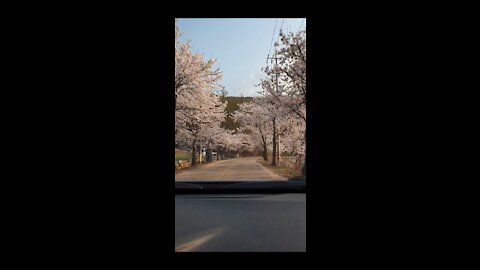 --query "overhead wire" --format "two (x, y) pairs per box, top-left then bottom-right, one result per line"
(298, 18), (305, 32)
(276, 18), (285, 51)
(267, 18), (278, 61)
